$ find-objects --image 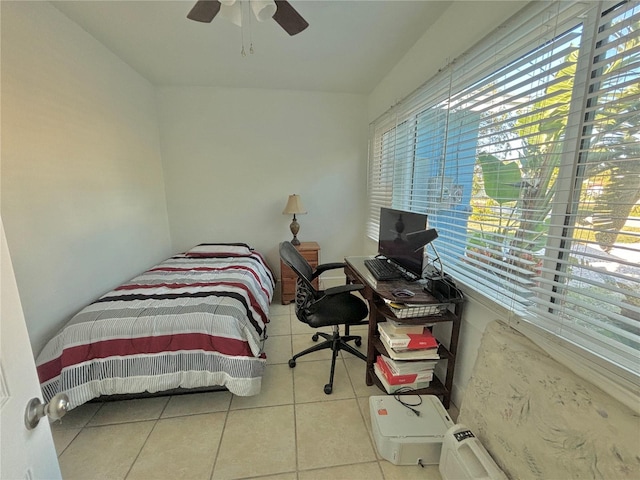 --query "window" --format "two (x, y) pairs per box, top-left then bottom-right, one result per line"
(367, 1), (640, 377)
